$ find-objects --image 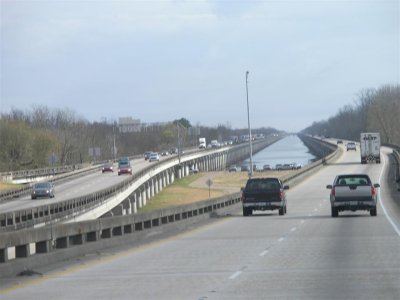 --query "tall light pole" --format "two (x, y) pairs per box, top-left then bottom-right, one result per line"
(246, 70), (253, 177)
